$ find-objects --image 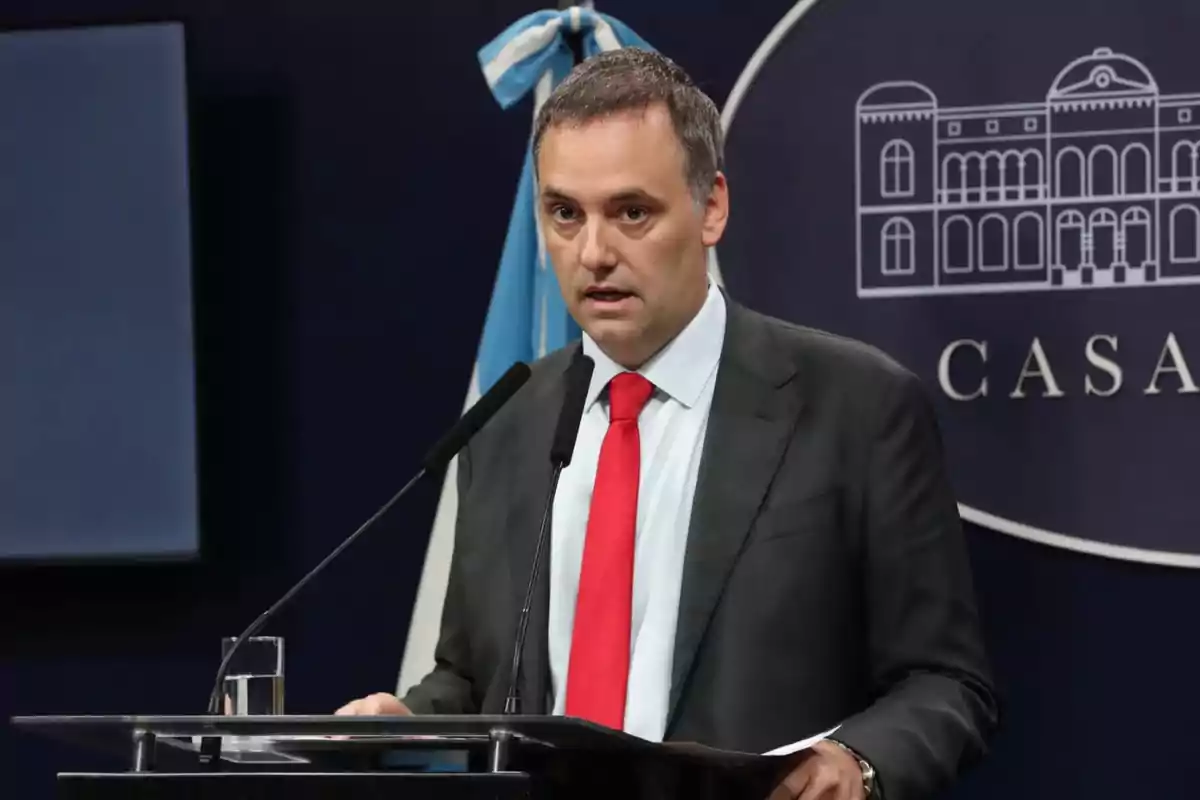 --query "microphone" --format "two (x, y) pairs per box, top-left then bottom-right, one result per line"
(503, 352), (594, 715)
(204, 361), (532, 719)
(421, 362), (533, 475)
